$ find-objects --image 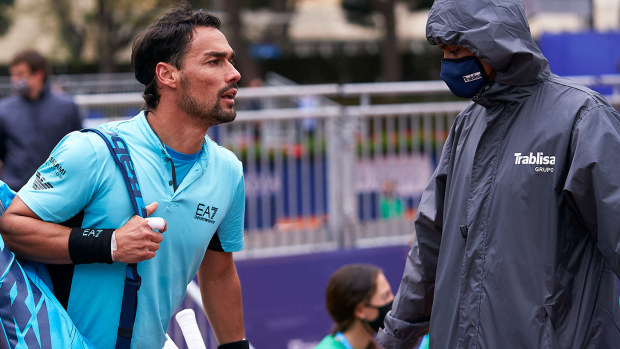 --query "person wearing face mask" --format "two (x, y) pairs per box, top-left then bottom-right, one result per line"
(376, 0), (620, 348)
(0, 49), (82, 190)
(316, 264), (394, 349)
